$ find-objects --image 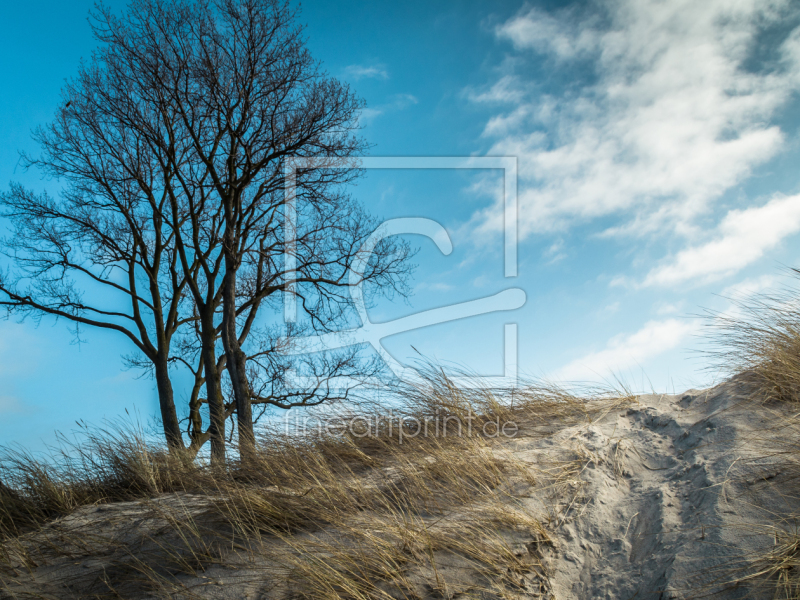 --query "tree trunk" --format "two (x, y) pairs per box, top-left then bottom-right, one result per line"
(222, 255), (255, 461)
(200, 313), (226, 465)
(153, 354), (185, 452)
